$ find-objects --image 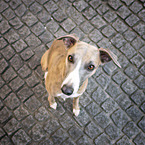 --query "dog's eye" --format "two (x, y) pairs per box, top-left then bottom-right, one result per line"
(88, 64), (95, 71)
(68, 55), (74, 63)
